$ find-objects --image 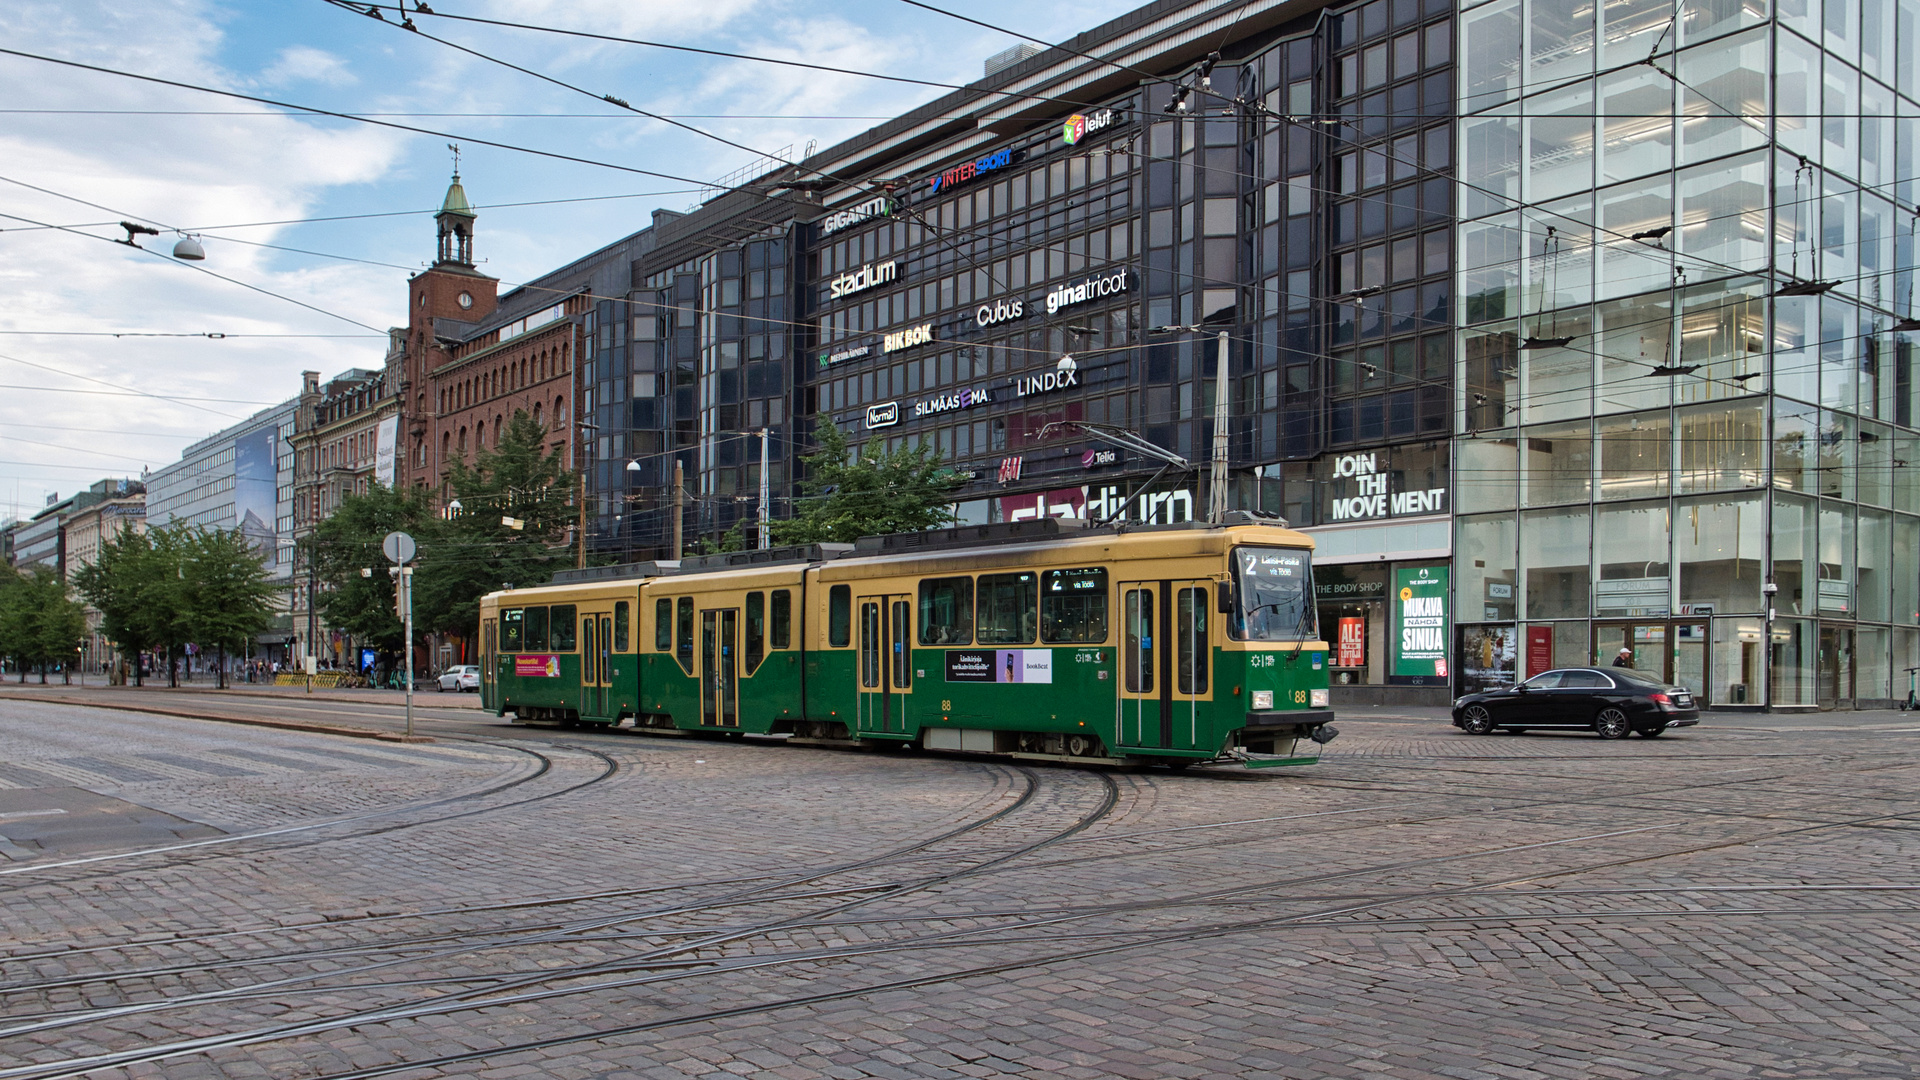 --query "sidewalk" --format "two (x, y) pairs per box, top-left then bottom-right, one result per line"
(0, 679), (483, 708)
